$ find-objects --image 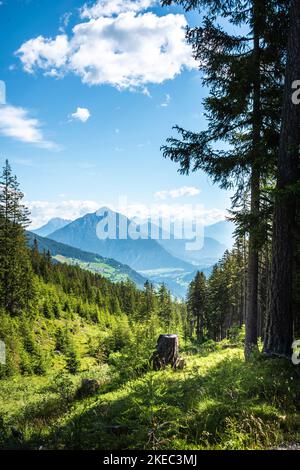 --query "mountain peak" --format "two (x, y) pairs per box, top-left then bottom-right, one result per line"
(95, 206), (118, 217)
(50, 217), (70, 223)
(32, 217), (72, 238)
(48, 209), (194, 272)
